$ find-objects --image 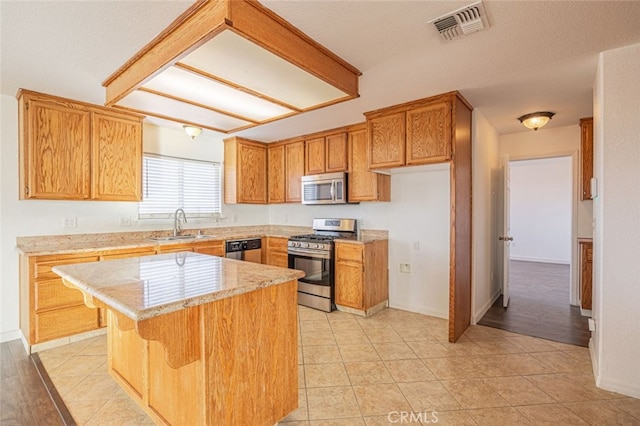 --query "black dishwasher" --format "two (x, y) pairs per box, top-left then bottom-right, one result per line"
(225, 238), (262, 264)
